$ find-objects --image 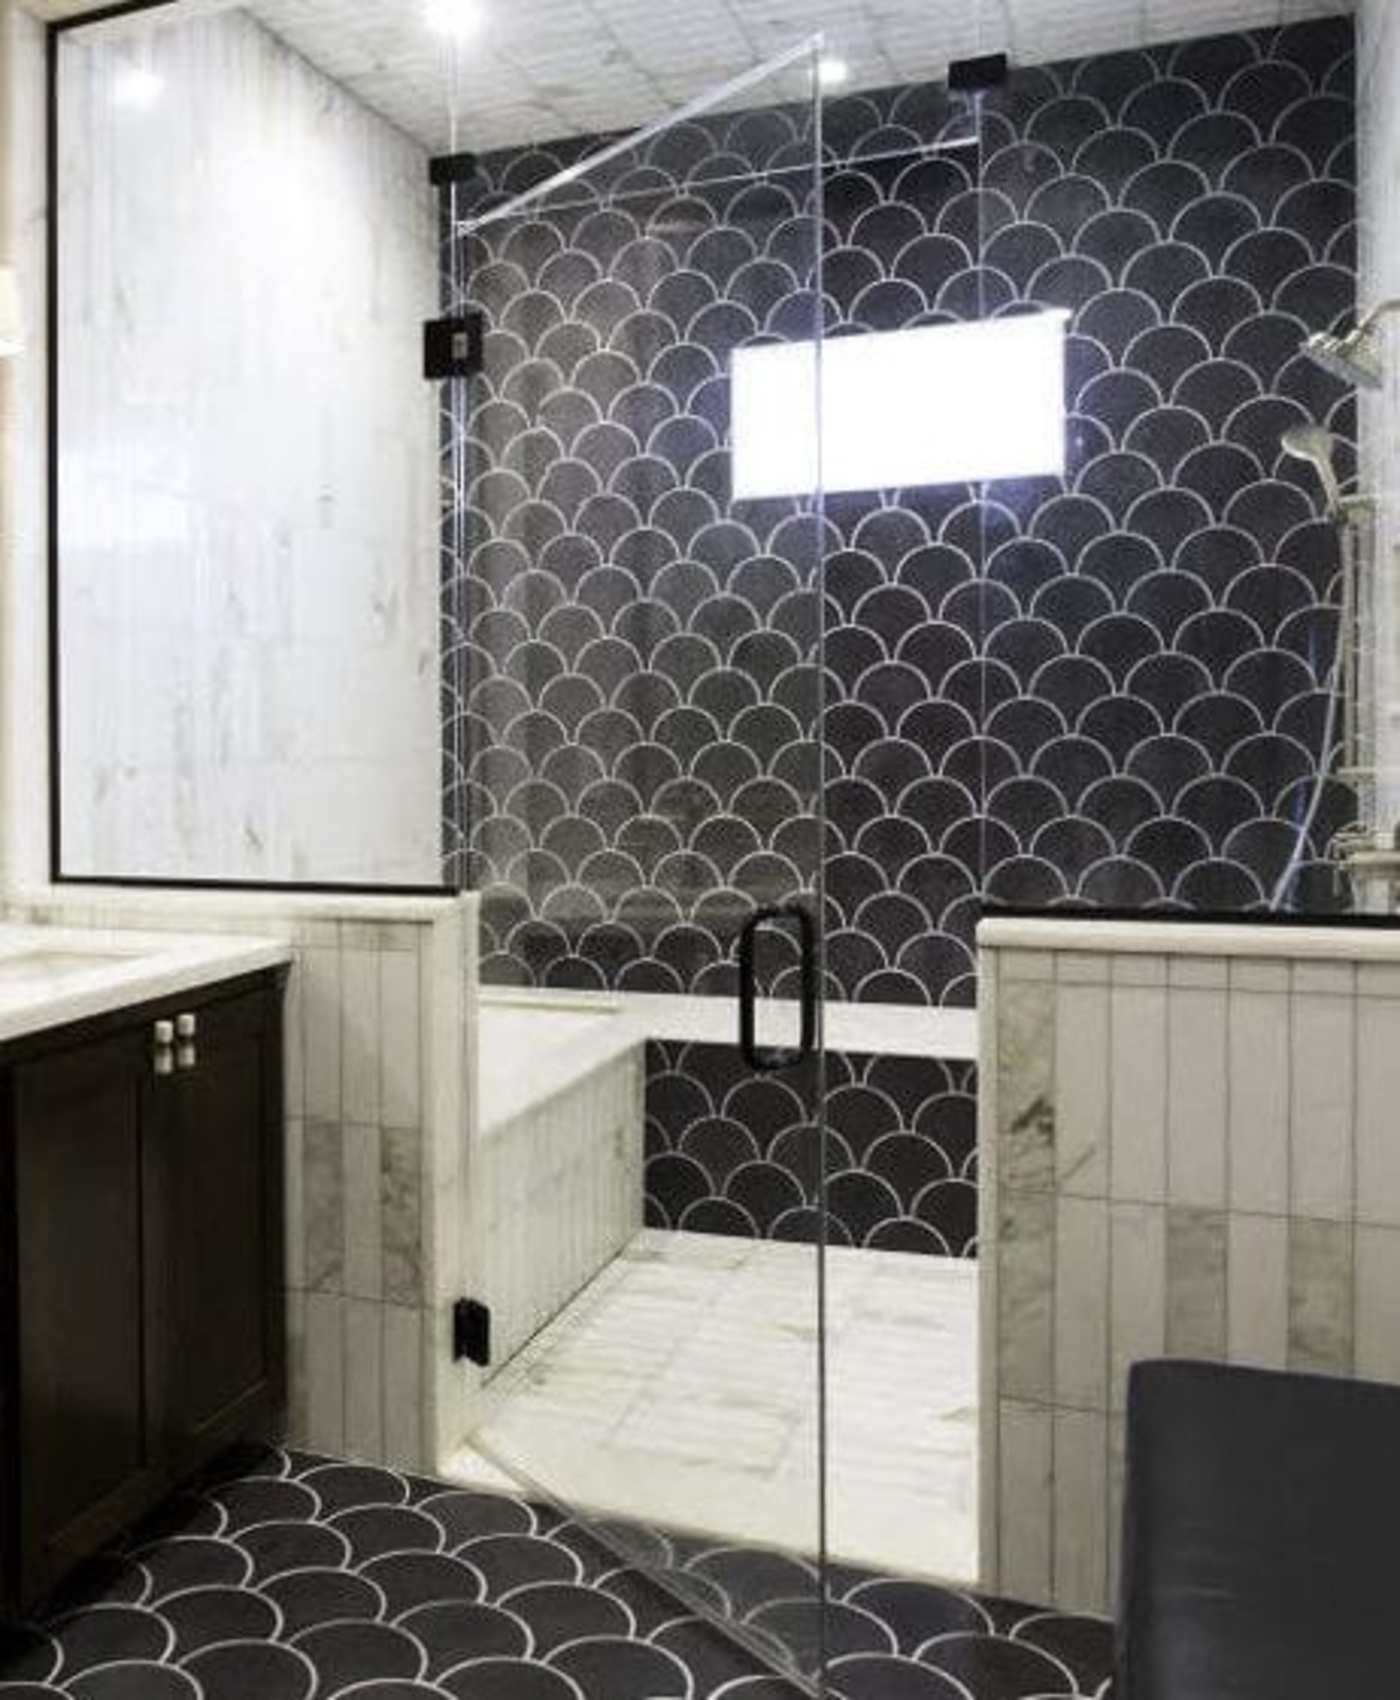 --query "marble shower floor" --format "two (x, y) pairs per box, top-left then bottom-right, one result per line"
(449, 1231), (979, 1584)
